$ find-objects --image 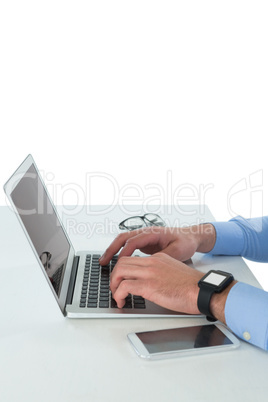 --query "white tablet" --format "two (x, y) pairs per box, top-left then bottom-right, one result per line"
(128, 323), (240, 360)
